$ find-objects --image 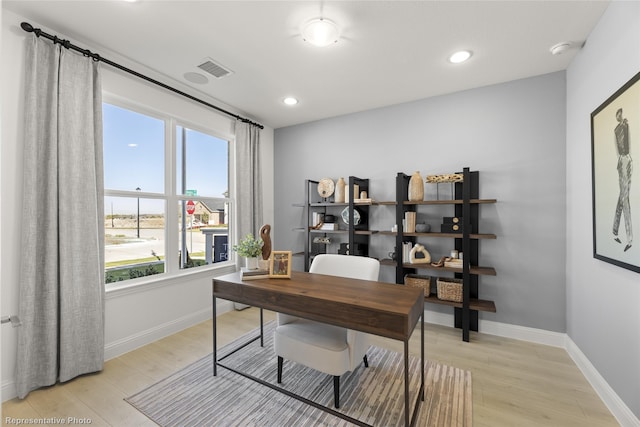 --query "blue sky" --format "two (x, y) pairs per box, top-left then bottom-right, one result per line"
(103, 103), (228, 215)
